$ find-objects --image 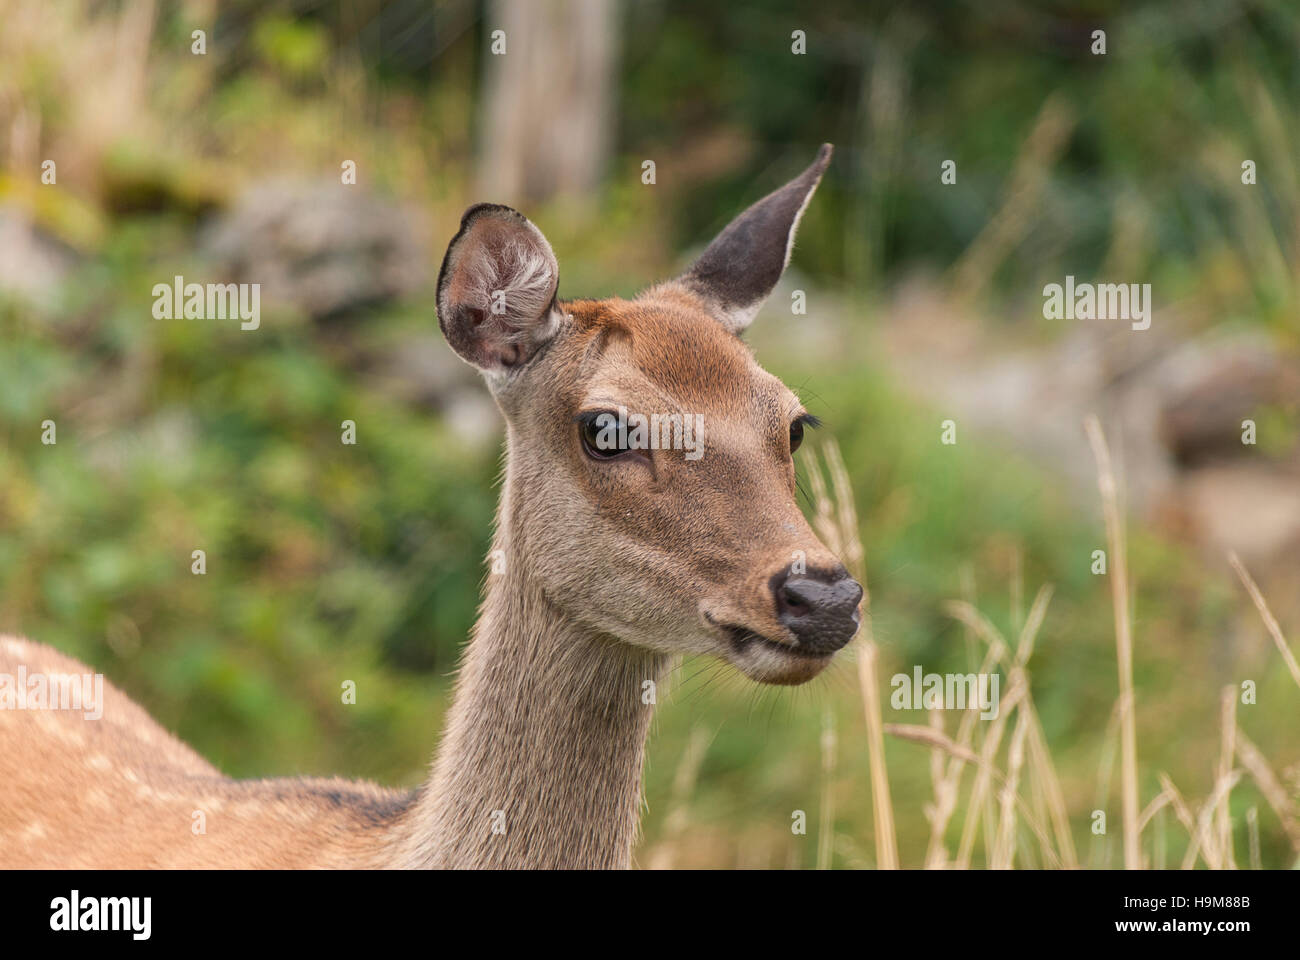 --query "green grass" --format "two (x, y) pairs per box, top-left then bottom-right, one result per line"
(1, 0), (1297, 868)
